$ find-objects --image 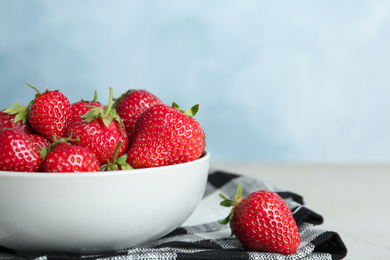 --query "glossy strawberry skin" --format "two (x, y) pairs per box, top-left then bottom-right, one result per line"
(115, 90), (161, 140)
(28, 90), (71, 142)
(41, 143), (100, 172)
(231, 190), (300, 254)
(28, 134), (50, 150)
(126, 103), (205, 168)
(66, 117), (129, 164)
(69, 101), (104, 124)
(0, 129), (42, 172)
(0, 110), (33, 133)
